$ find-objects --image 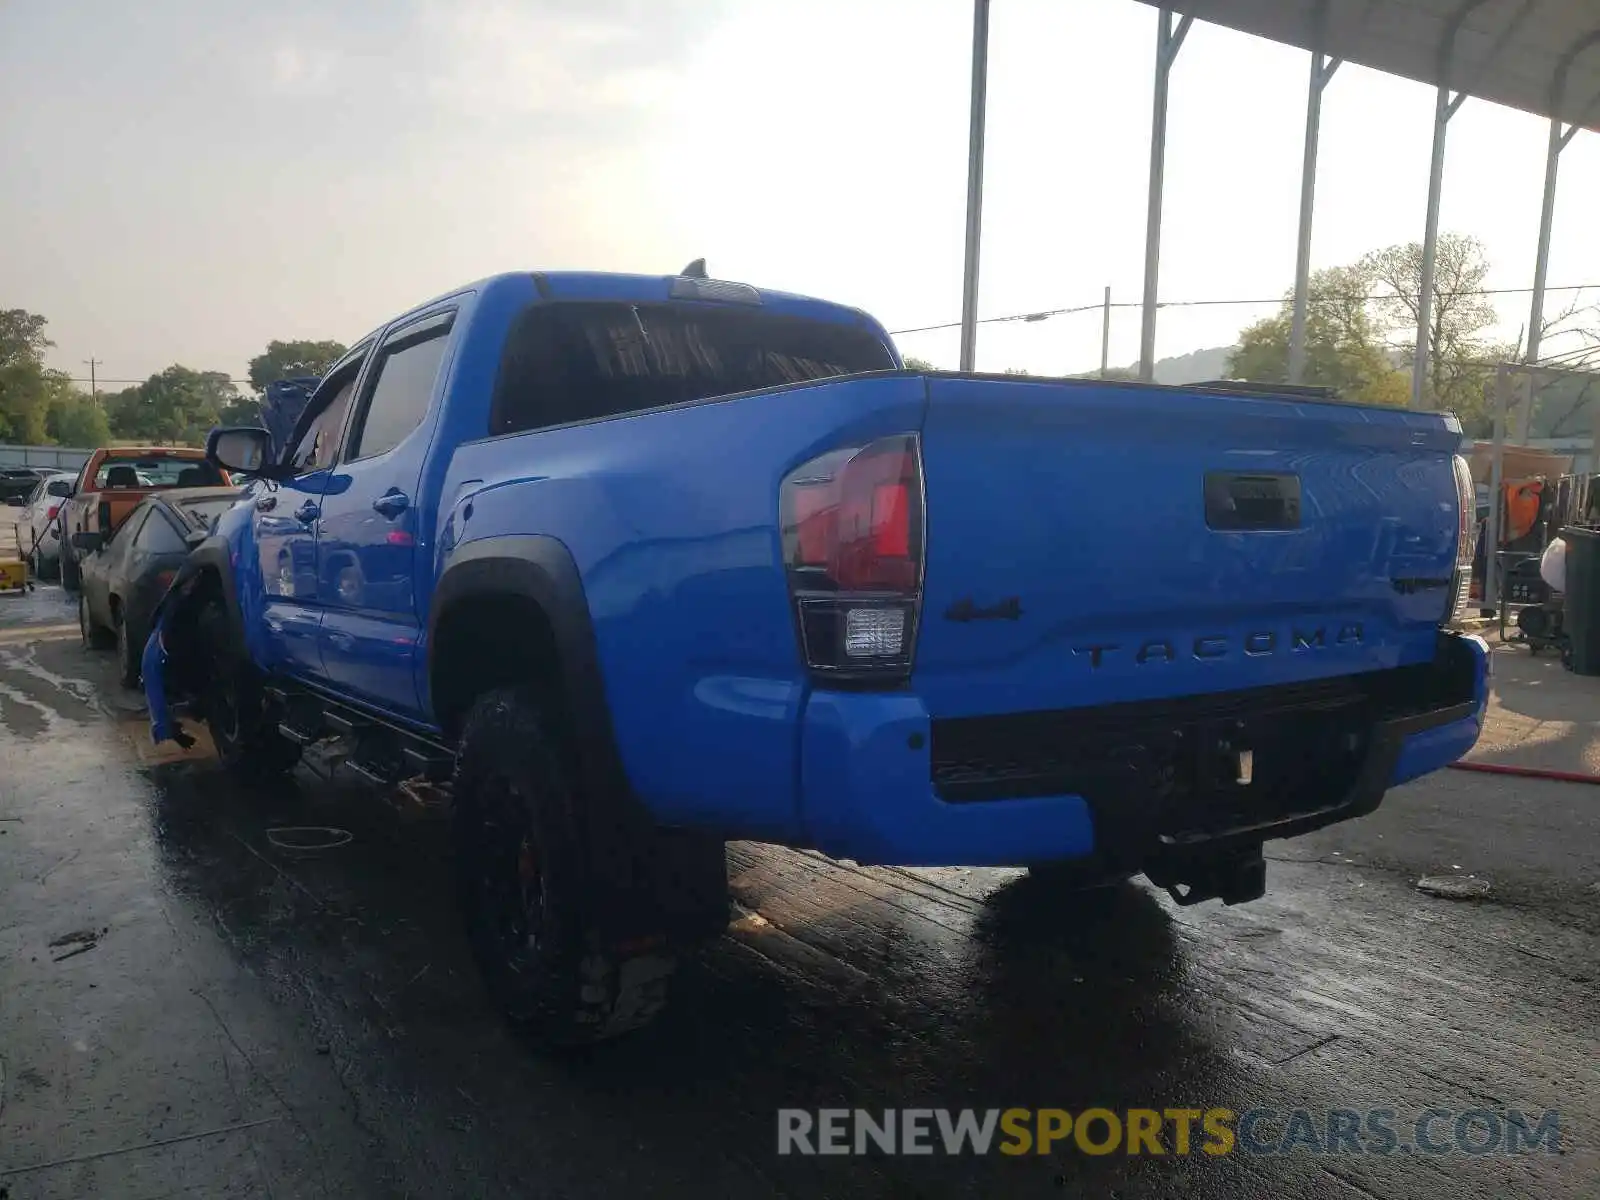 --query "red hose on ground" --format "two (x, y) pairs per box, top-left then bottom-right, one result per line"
(1448, 760), (1600, 785)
